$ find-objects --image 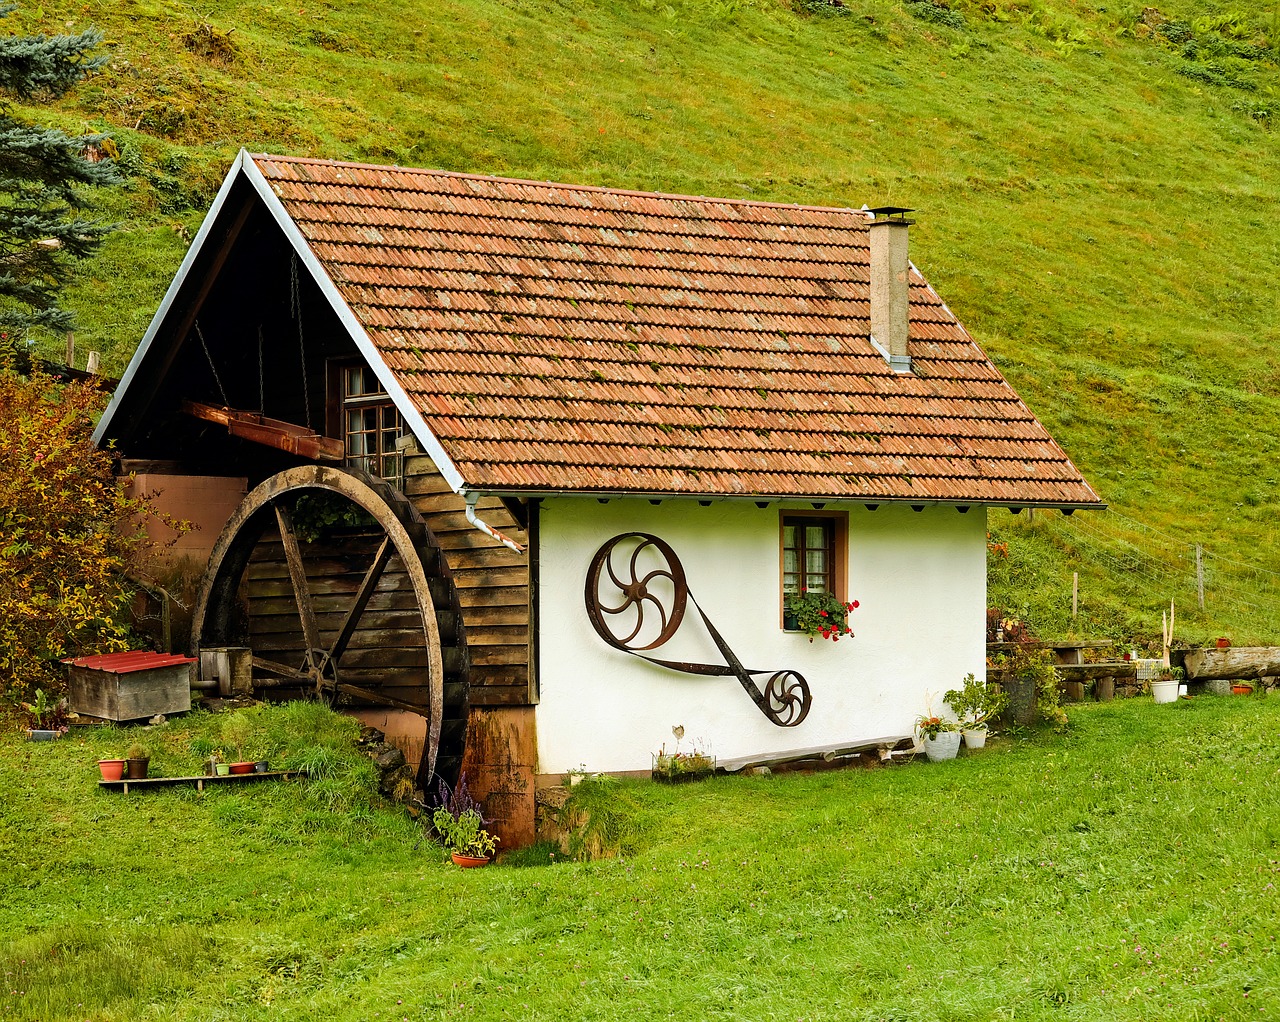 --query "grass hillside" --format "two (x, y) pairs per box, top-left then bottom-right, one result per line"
(10, 0), (1280, 644)
(4, 698), (1280, 1020)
